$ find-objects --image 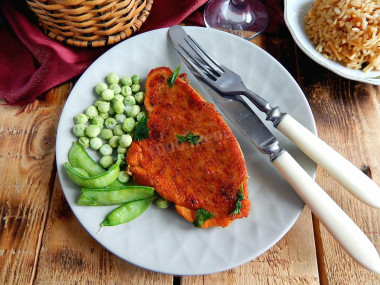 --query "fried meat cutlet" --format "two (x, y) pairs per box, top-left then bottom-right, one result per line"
(126, 67), (250, 228)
